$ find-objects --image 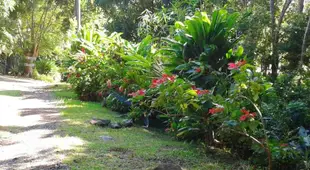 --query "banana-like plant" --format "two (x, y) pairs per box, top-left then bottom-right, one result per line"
(162, 9), (240, 71)
(71, 26), (107, 56)
(120, 35), (163, 77)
